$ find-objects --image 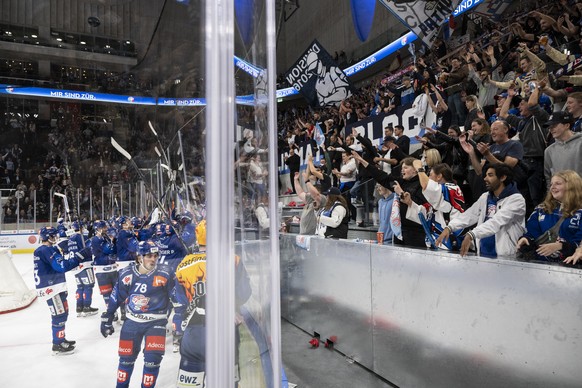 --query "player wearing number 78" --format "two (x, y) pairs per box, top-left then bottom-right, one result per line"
(100, 240), (175, 388)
